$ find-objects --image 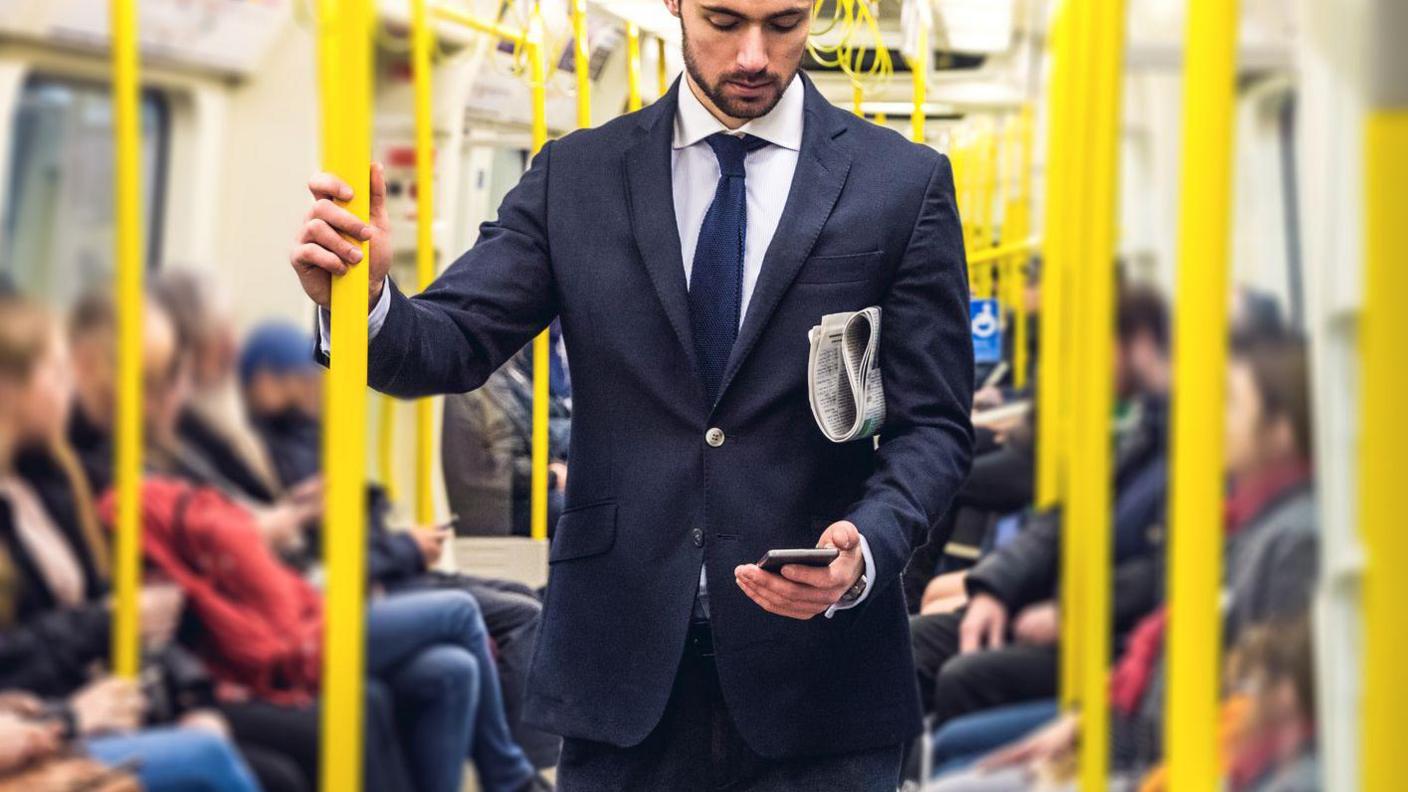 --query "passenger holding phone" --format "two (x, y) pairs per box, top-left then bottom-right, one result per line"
(293, 1), (972, 788)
